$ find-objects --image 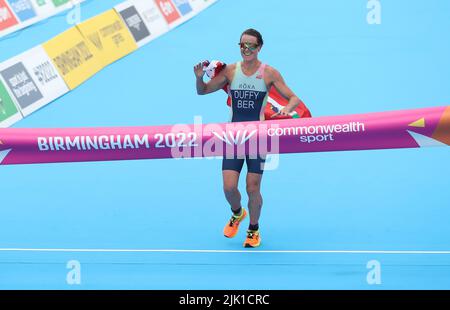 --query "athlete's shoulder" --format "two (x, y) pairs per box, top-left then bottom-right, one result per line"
(264, 65), (282, 80)
(264, 64), (279, 74)
(227, 63), (238, 70)
(222, 63), (237, 79)
(218, 62), (235, 74)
